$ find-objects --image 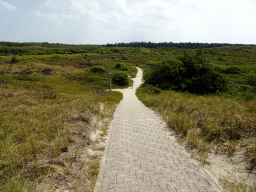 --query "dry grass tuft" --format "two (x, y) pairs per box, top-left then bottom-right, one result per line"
(42, 67), (53, 75)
